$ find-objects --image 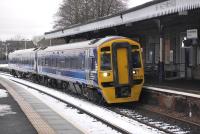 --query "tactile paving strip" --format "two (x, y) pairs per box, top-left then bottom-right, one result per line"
(0, 77), (55, 134)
